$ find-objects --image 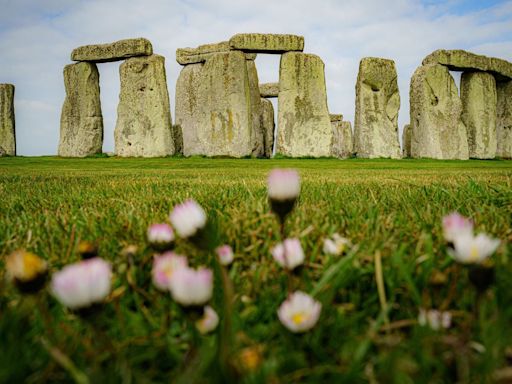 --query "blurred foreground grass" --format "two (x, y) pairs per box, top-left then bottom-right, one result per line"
(0, 157), (511, 383)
